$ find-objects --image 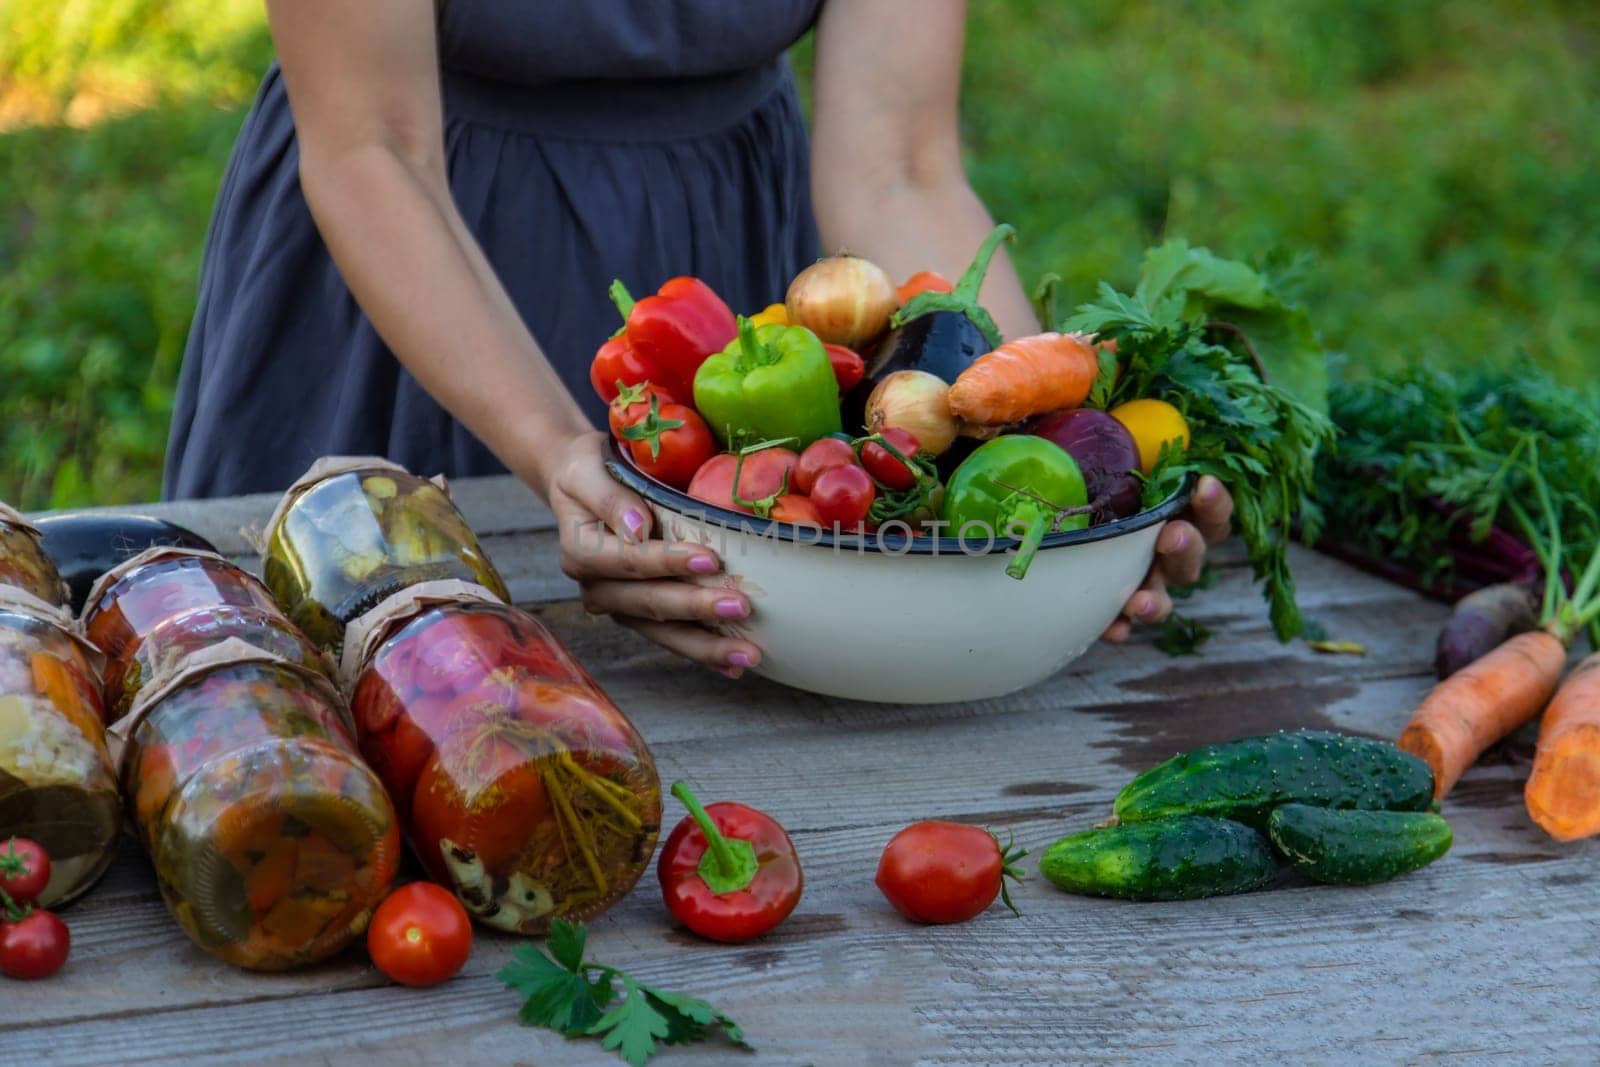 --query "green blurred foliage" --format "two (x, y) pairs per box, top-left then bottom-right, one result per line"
(2, 1), (1594, 508)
